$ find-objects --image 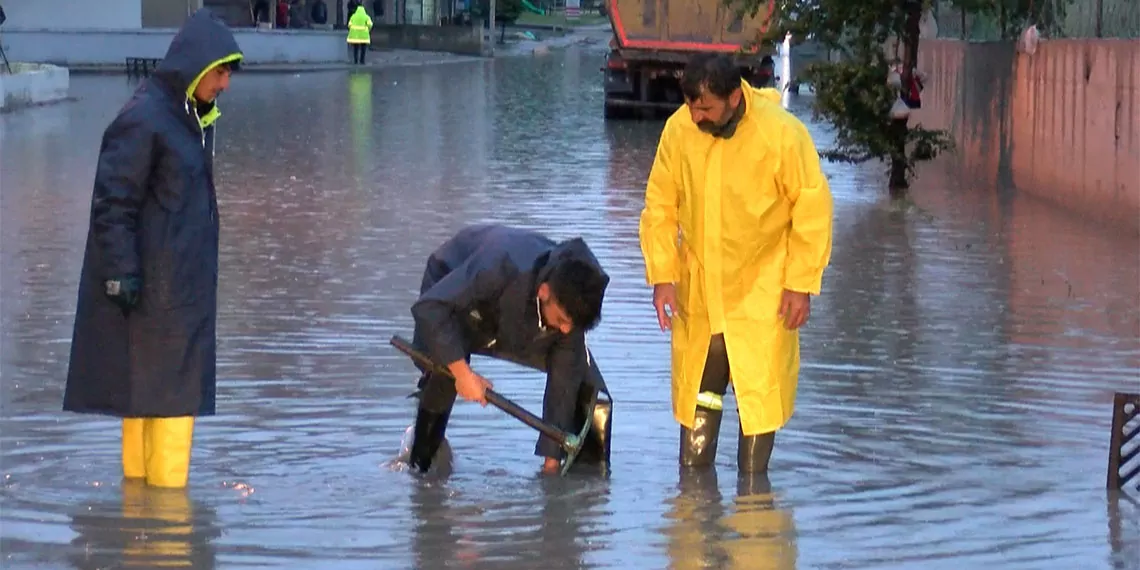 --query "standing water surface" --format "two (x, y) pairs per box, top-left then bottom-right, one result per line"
(1, 48), (1138, 569)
